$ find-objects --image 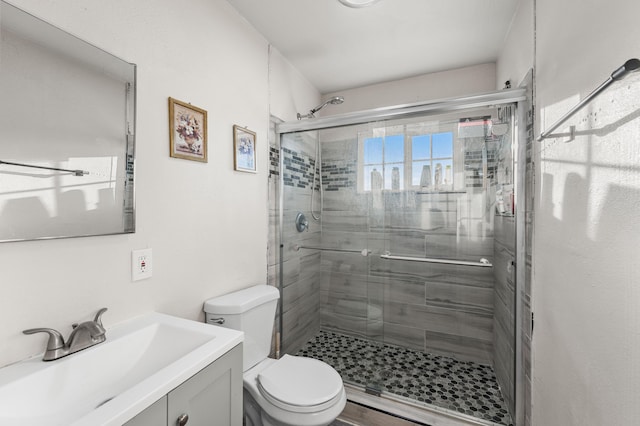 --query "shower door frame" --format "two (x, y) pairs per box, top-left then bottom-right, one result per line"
(276, 87), (528, 425)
